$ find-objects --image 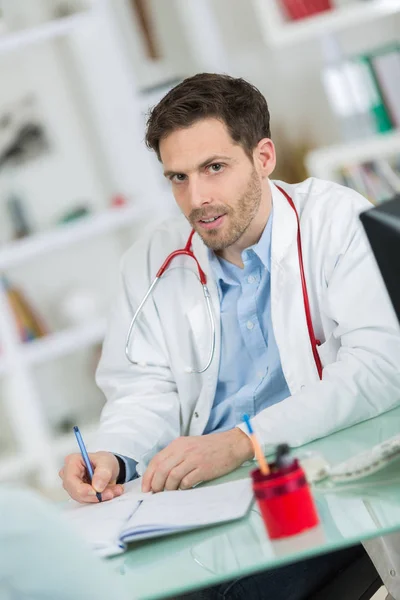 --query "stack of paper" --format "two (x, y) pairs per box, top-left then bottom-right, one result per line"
(64, 478), (253, 557)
